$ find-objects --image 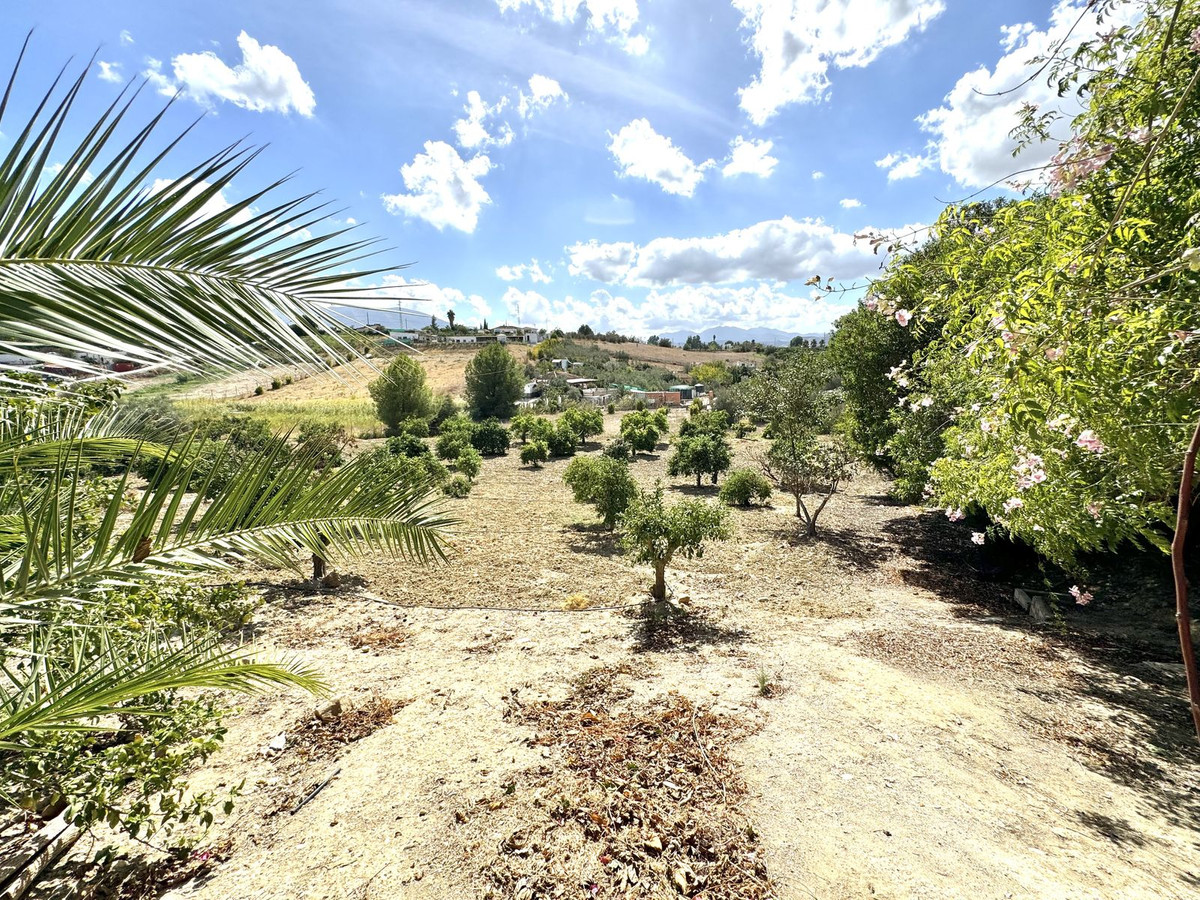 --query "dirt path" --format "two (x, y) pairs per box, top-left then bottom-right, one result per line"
(51, 414), (1200, 899)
